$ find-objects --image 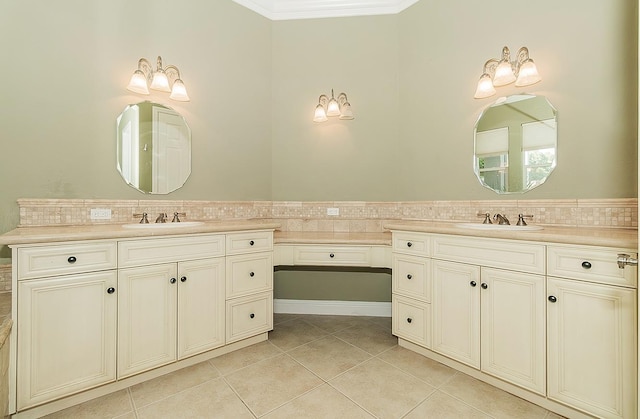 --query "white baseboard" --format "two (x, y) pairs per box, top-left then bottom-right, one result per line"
(274, 299), (391, 317)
